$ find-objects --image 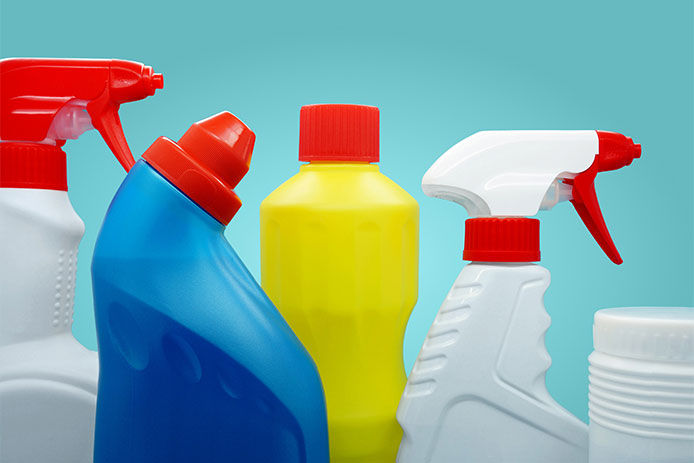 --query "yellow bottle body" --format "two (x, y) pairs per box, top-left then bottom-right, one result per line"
(260, 162), (418, 463)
